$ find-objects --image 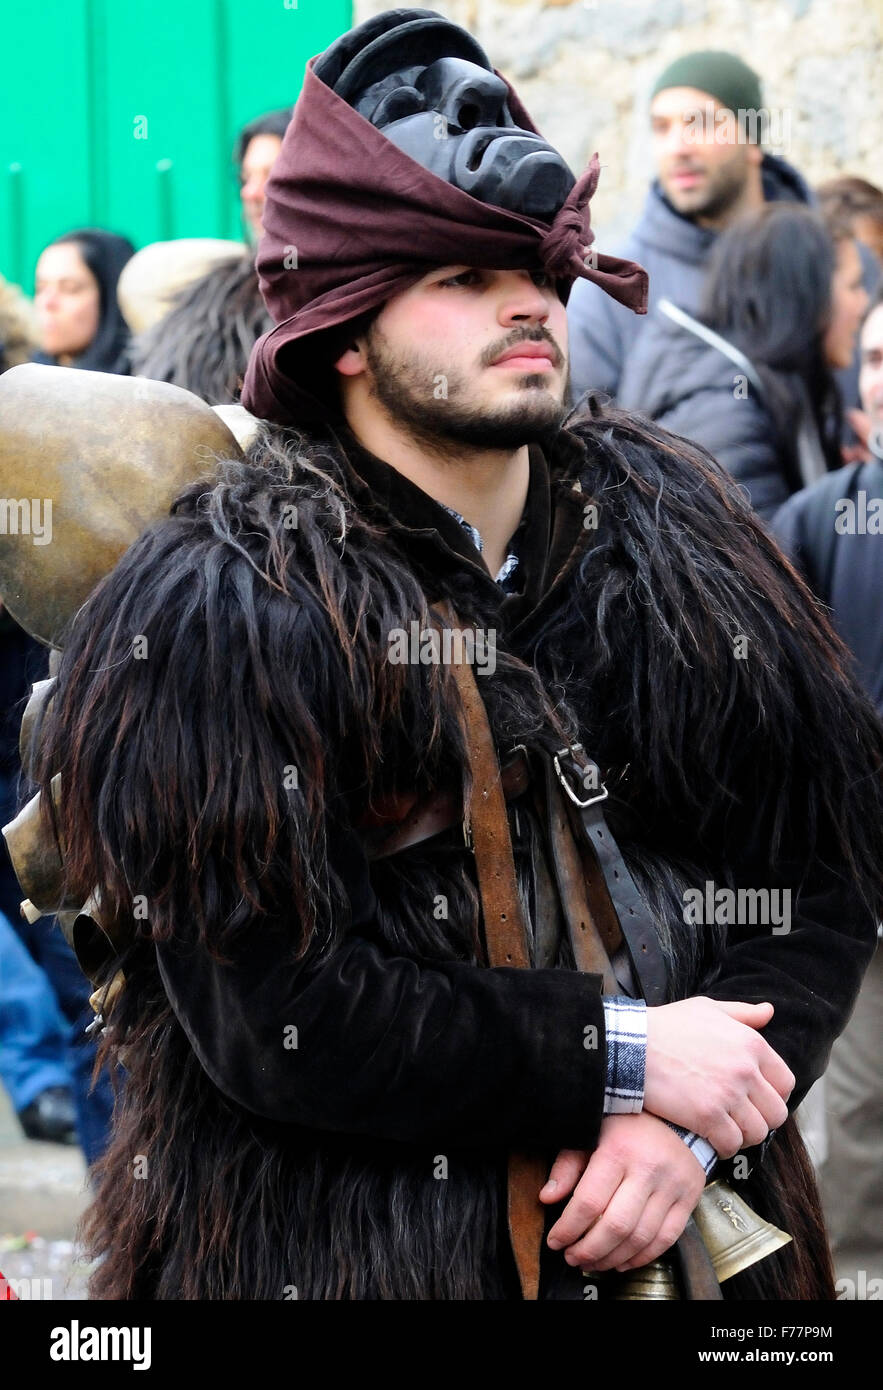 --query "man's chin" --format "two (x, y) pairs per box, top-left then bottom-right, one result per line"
(661, 184), (708, 215)
(489, 374), (566, 410)
(460, 390), (566, 448)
